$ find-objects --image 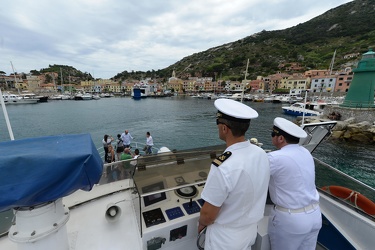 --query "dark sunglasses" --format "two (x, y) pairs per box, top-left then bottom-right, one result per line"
(216, 119), (231, 128)
(271, 128), (280, 137)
